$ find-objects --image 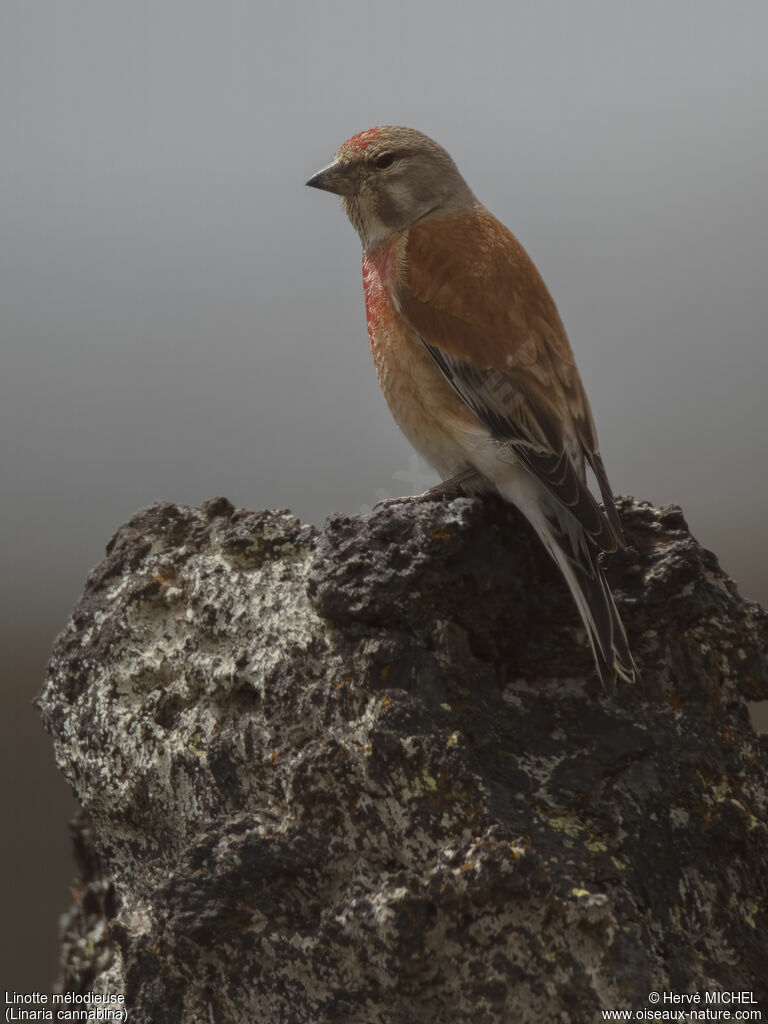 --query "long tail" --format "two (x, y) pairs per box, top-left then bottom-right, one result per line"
(525, 493), (637, 689)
